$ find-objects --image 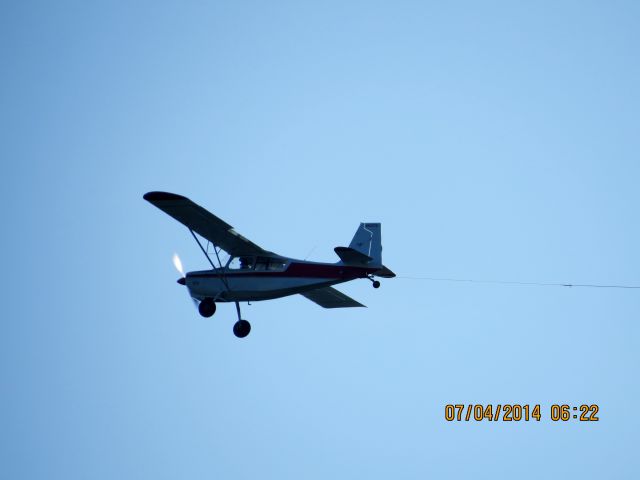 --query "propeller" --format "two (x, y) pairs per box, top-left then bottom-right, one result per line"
(173, 253), (198, 307)
(173, 253), (186, 285)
